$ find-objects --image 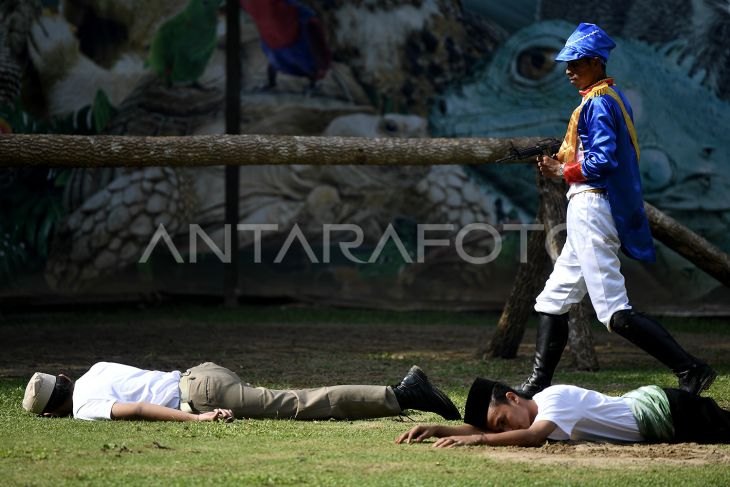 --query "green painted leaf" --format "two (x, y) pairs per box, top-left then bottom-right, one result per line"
(92, 89), (116, 133)
(53, 169), (72, 188)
